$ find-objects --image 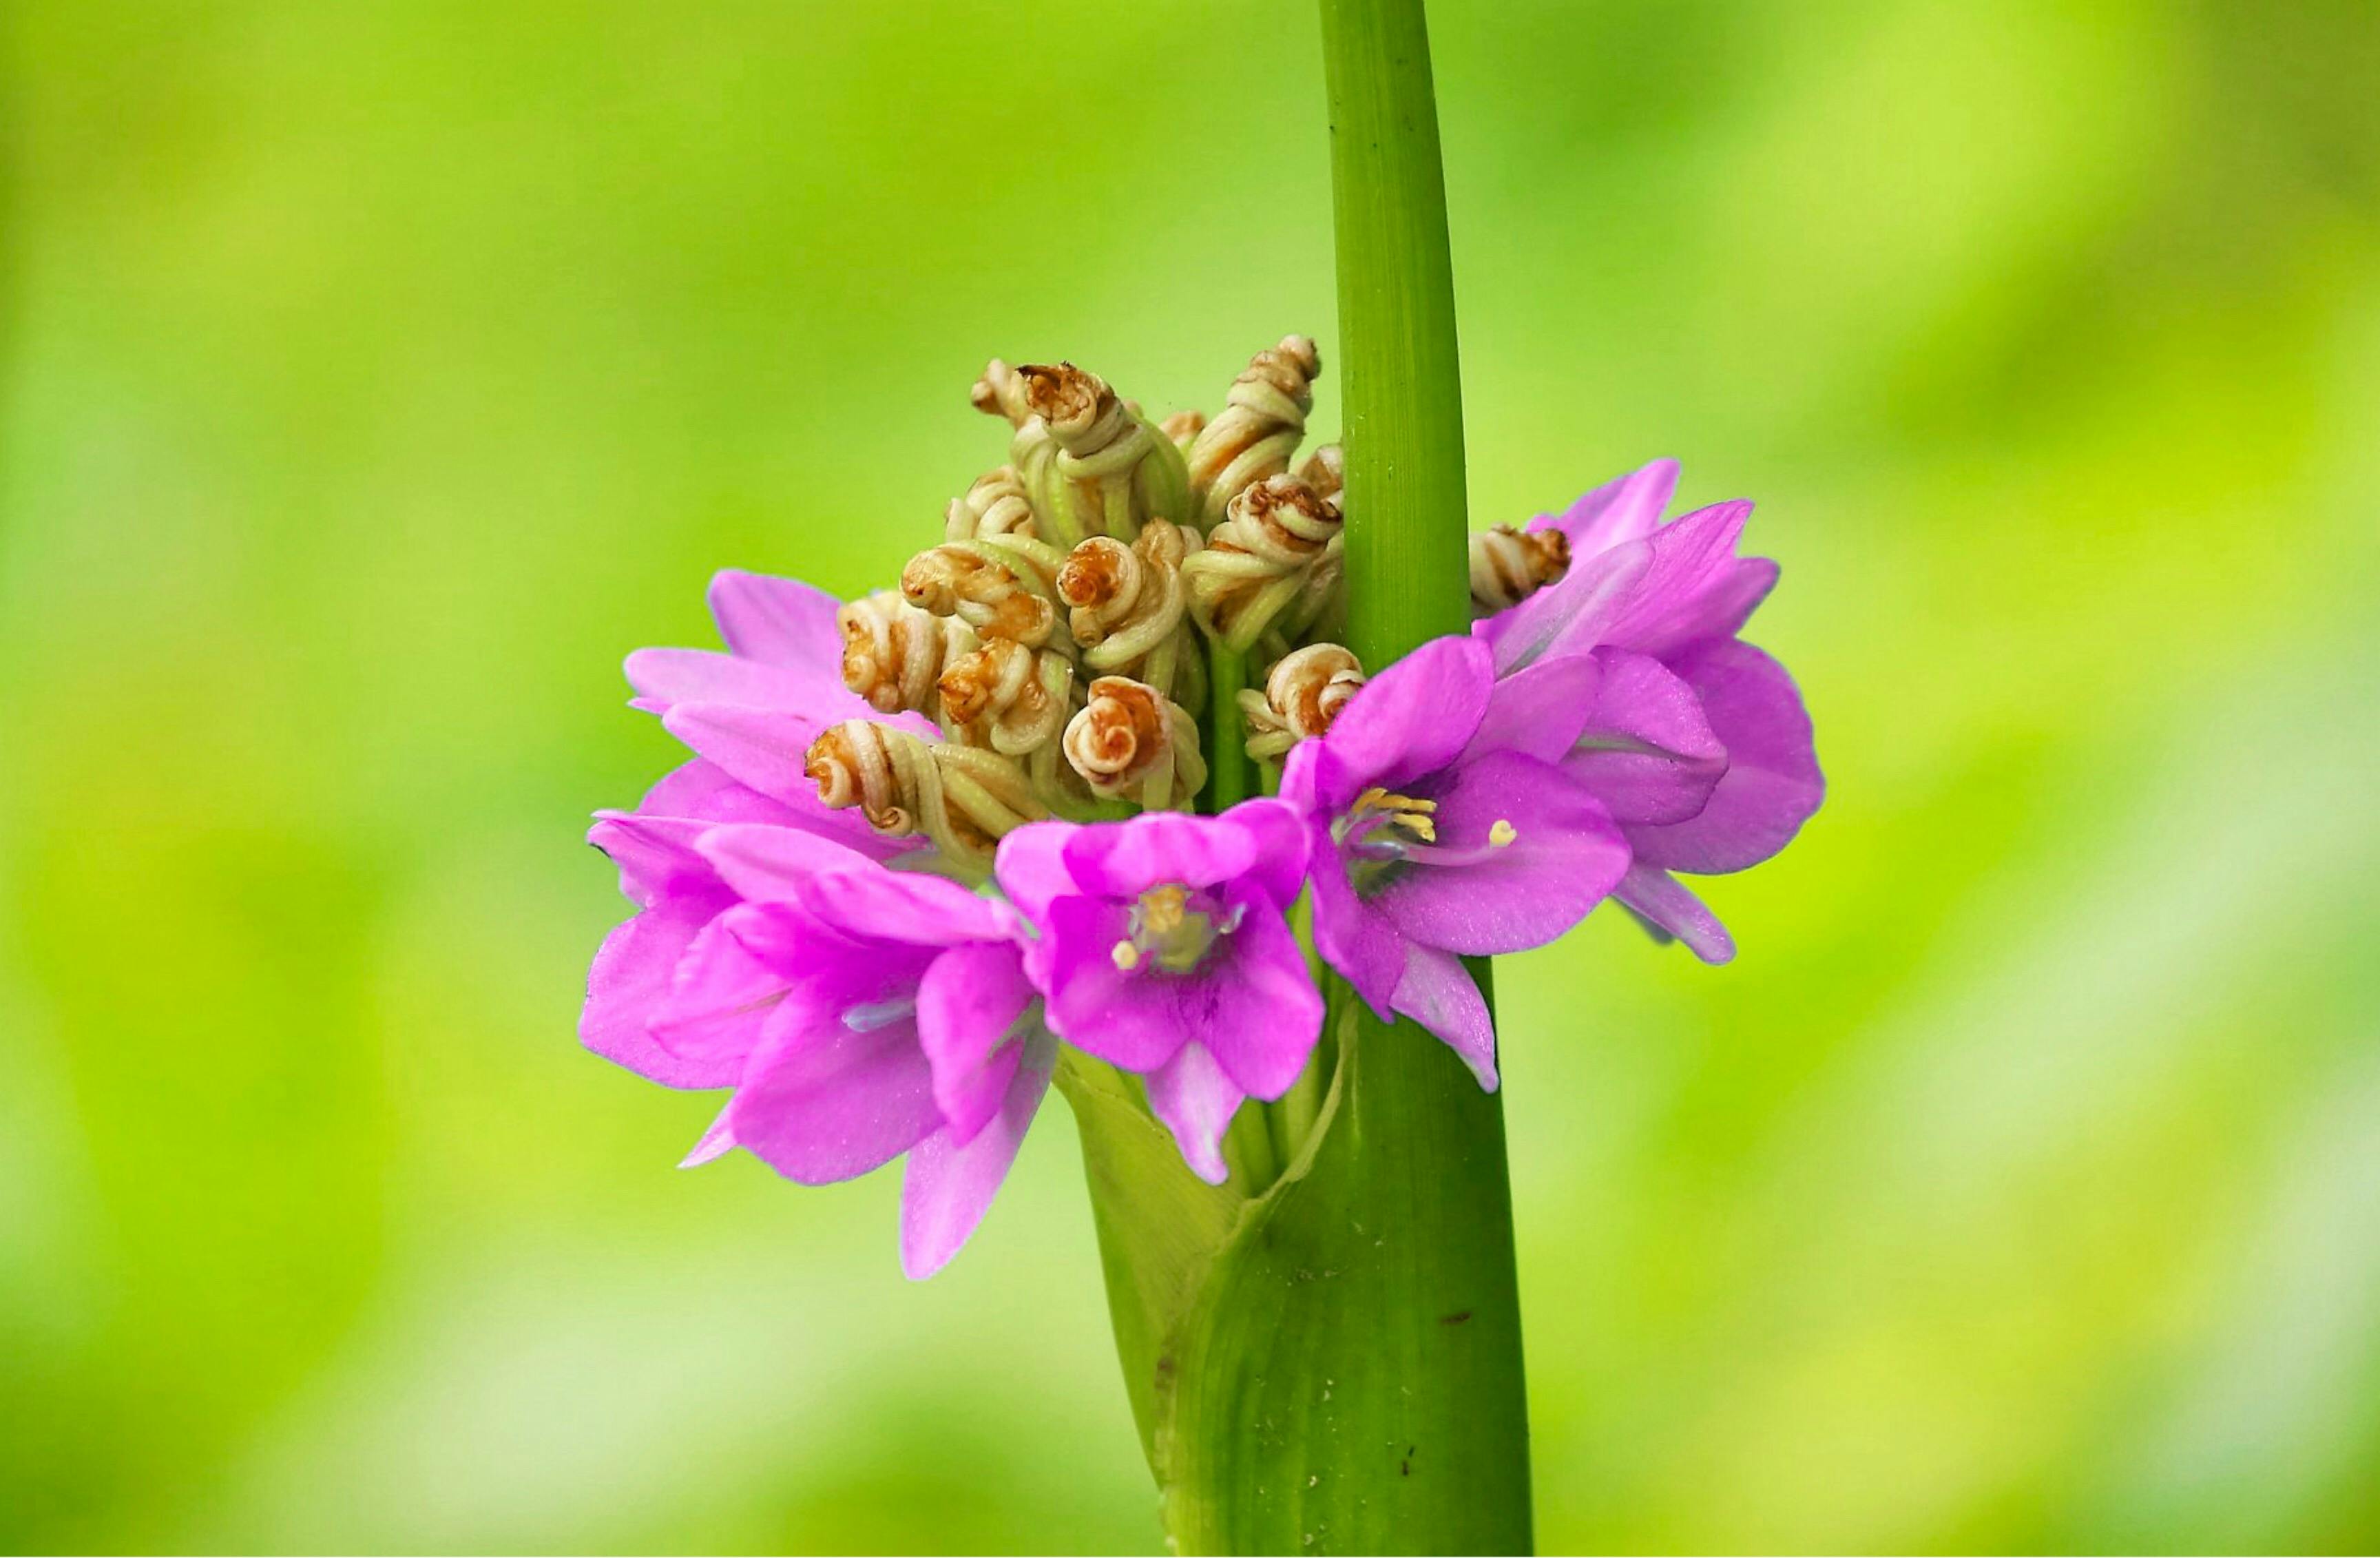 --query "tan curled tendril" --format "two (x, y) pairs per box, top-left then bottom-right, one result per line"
(900, 537), (1069, 650)
(945, 466), (1038, 544)
(1062, 675), (1207, 811)
(937, 636), (1074, 759)
(1179, 472), (1344, 652)
(1468, 523), (1572, 614)
(1159, 408), (1205, 457)
(1017, 362), (1193, 546)
(1184, 335), (1321, 528)
(804, 720), (1047, 876)
(1056, 519), (1200, 692)
(1295, 442), (1344, 502)
(1238, 643), (1364, 762)
(837, 590), (978, 718)
(969, 359), (1033, 428)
